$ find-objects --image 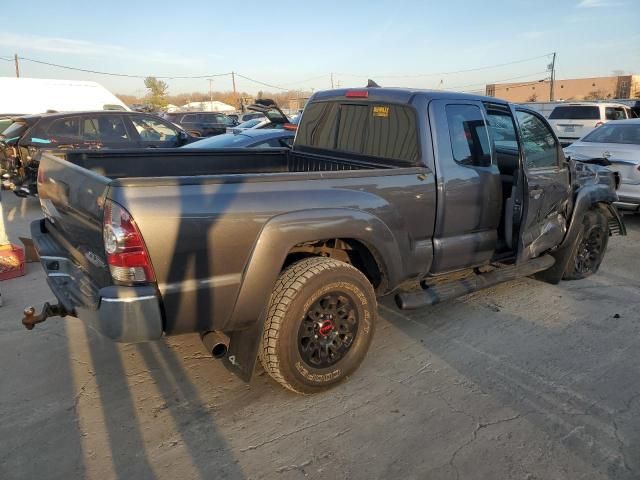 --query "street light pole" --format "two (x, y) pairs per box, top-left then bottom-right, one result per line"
(549, 52), (557, 102)
(208, 79), (213, 110)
